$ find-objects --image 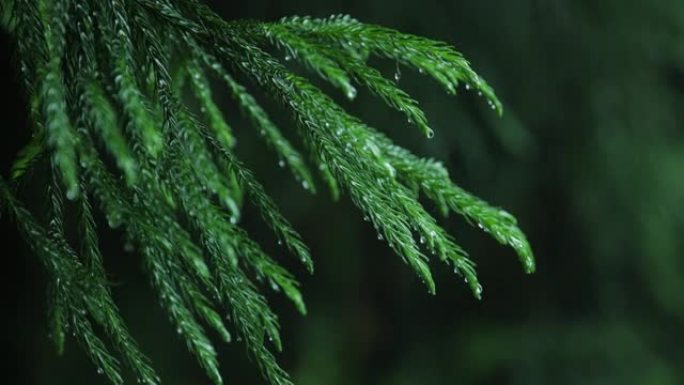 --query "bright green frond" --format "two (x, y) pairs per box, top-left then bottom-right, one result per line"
(1, 1), (534, 384)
